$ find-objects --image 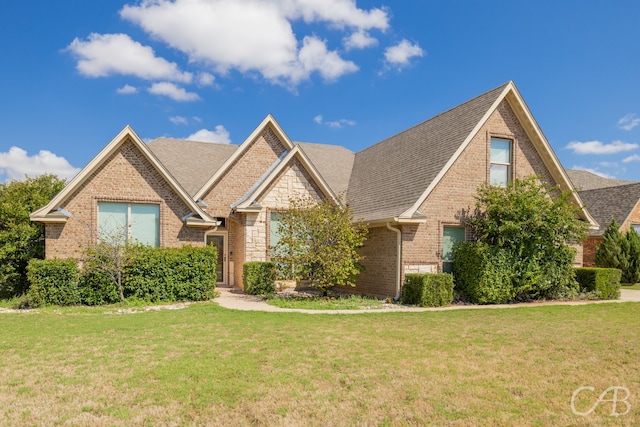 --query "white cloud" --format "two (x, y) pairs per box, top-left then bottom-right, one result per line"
(571, 166), (615, 179)
(197, 72), (215, 86)
(618, 113), (640, 131)
(116, 84), (138, 94)
(296, 36), (358, 83)
(148, 82), (200, 102)
(565, 140), (639, 155)
(314, 114), (356, 128)
(186, 126), (231, 144)
(67, 33), (192, 82)
(384, 39), (424, 67)
(169, 116), (188, 125)
(623, 154), (640, 163)
(343, 30), (378, 50)
(119, 0), (384, 86)
(0, 147), (80, 181)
